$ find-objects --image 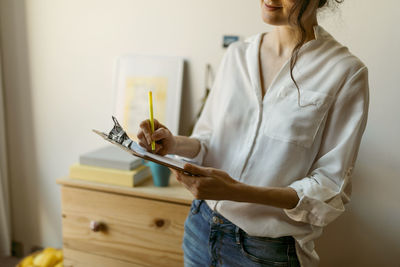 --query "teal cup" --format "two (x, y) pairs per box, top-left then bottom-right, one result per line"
(143, 160), (171, 187)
